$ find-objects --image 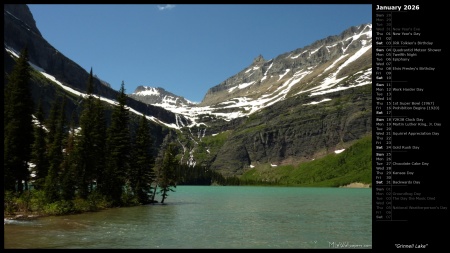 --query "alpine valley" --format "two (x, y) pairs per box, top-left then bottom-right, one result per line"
(4, 5), (372, 186)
